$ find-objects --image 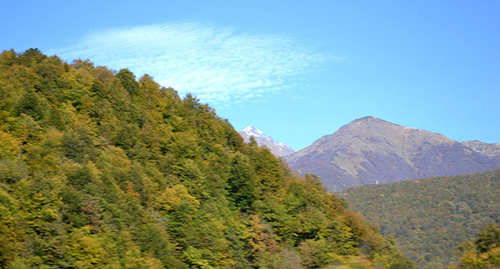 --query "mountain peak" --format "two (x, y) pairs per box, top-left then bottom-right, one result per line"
(239, 126), (295, 157)
(242, 126), (266, 138)
(356, 116), (378, 121)
(350, 116), (397, 127)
